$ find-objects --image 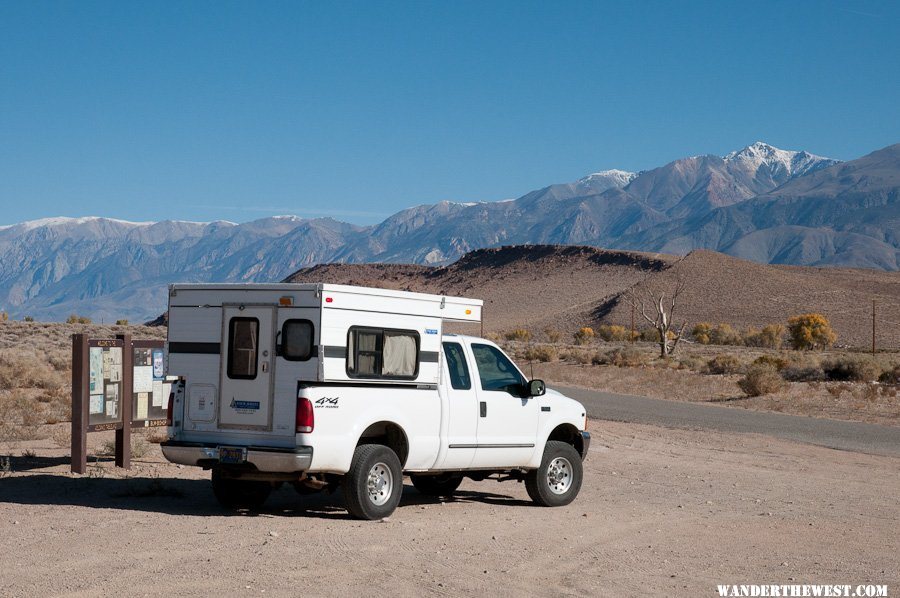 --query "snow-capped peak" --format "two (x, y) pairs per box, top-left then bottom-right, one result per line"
(576, 169), (637, 192)
(724, 142), (840, 178)
(0, 216), (237, 232)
